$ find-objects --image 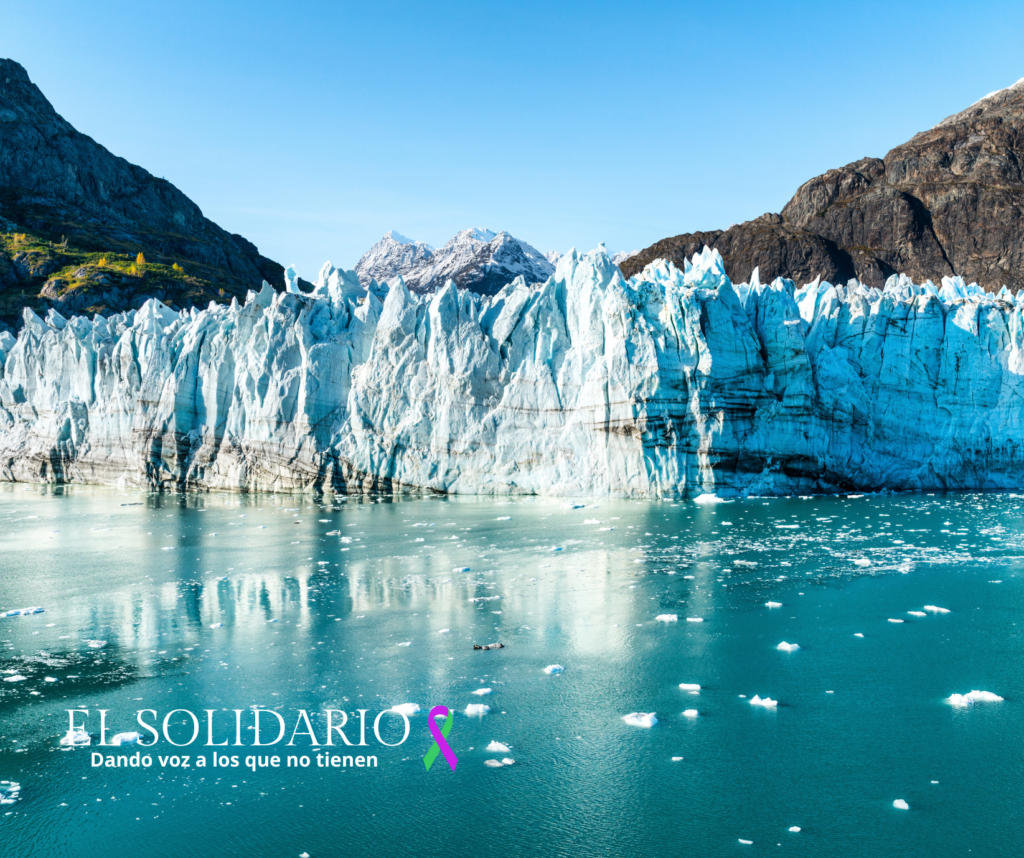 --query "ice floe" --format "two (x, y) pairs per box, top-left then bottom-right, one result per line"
(946, 690), (1003, 707)
(472, 688), (492, 696)
(391, 703), (421, 716)
(686, 617), (704, 623)
(694, 494), (730, 504)
(765, 601), (783, 609)
(923, 605), (950, 614)
(853, 559), (872, 567)
(749, 695), (778, 708)
(0, 607), (44, 618)
(776, 641), (800, 652)
(486, 741), (511, 753)
(655, 614), (678, 623)
(678, 683), (701, 691)
(544, 665), (564, 674)
(3, 674), (26, 683)
(908, 611), (926, 617)
(110, 732), (141, 745)
(788, 827), (801, 833)
(893, 799), (909, 810)
(682, 709), (699, 718)
(622, 712), (658, 728)
(60, 728), (91, 747)
(465, 704), (490, 716)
